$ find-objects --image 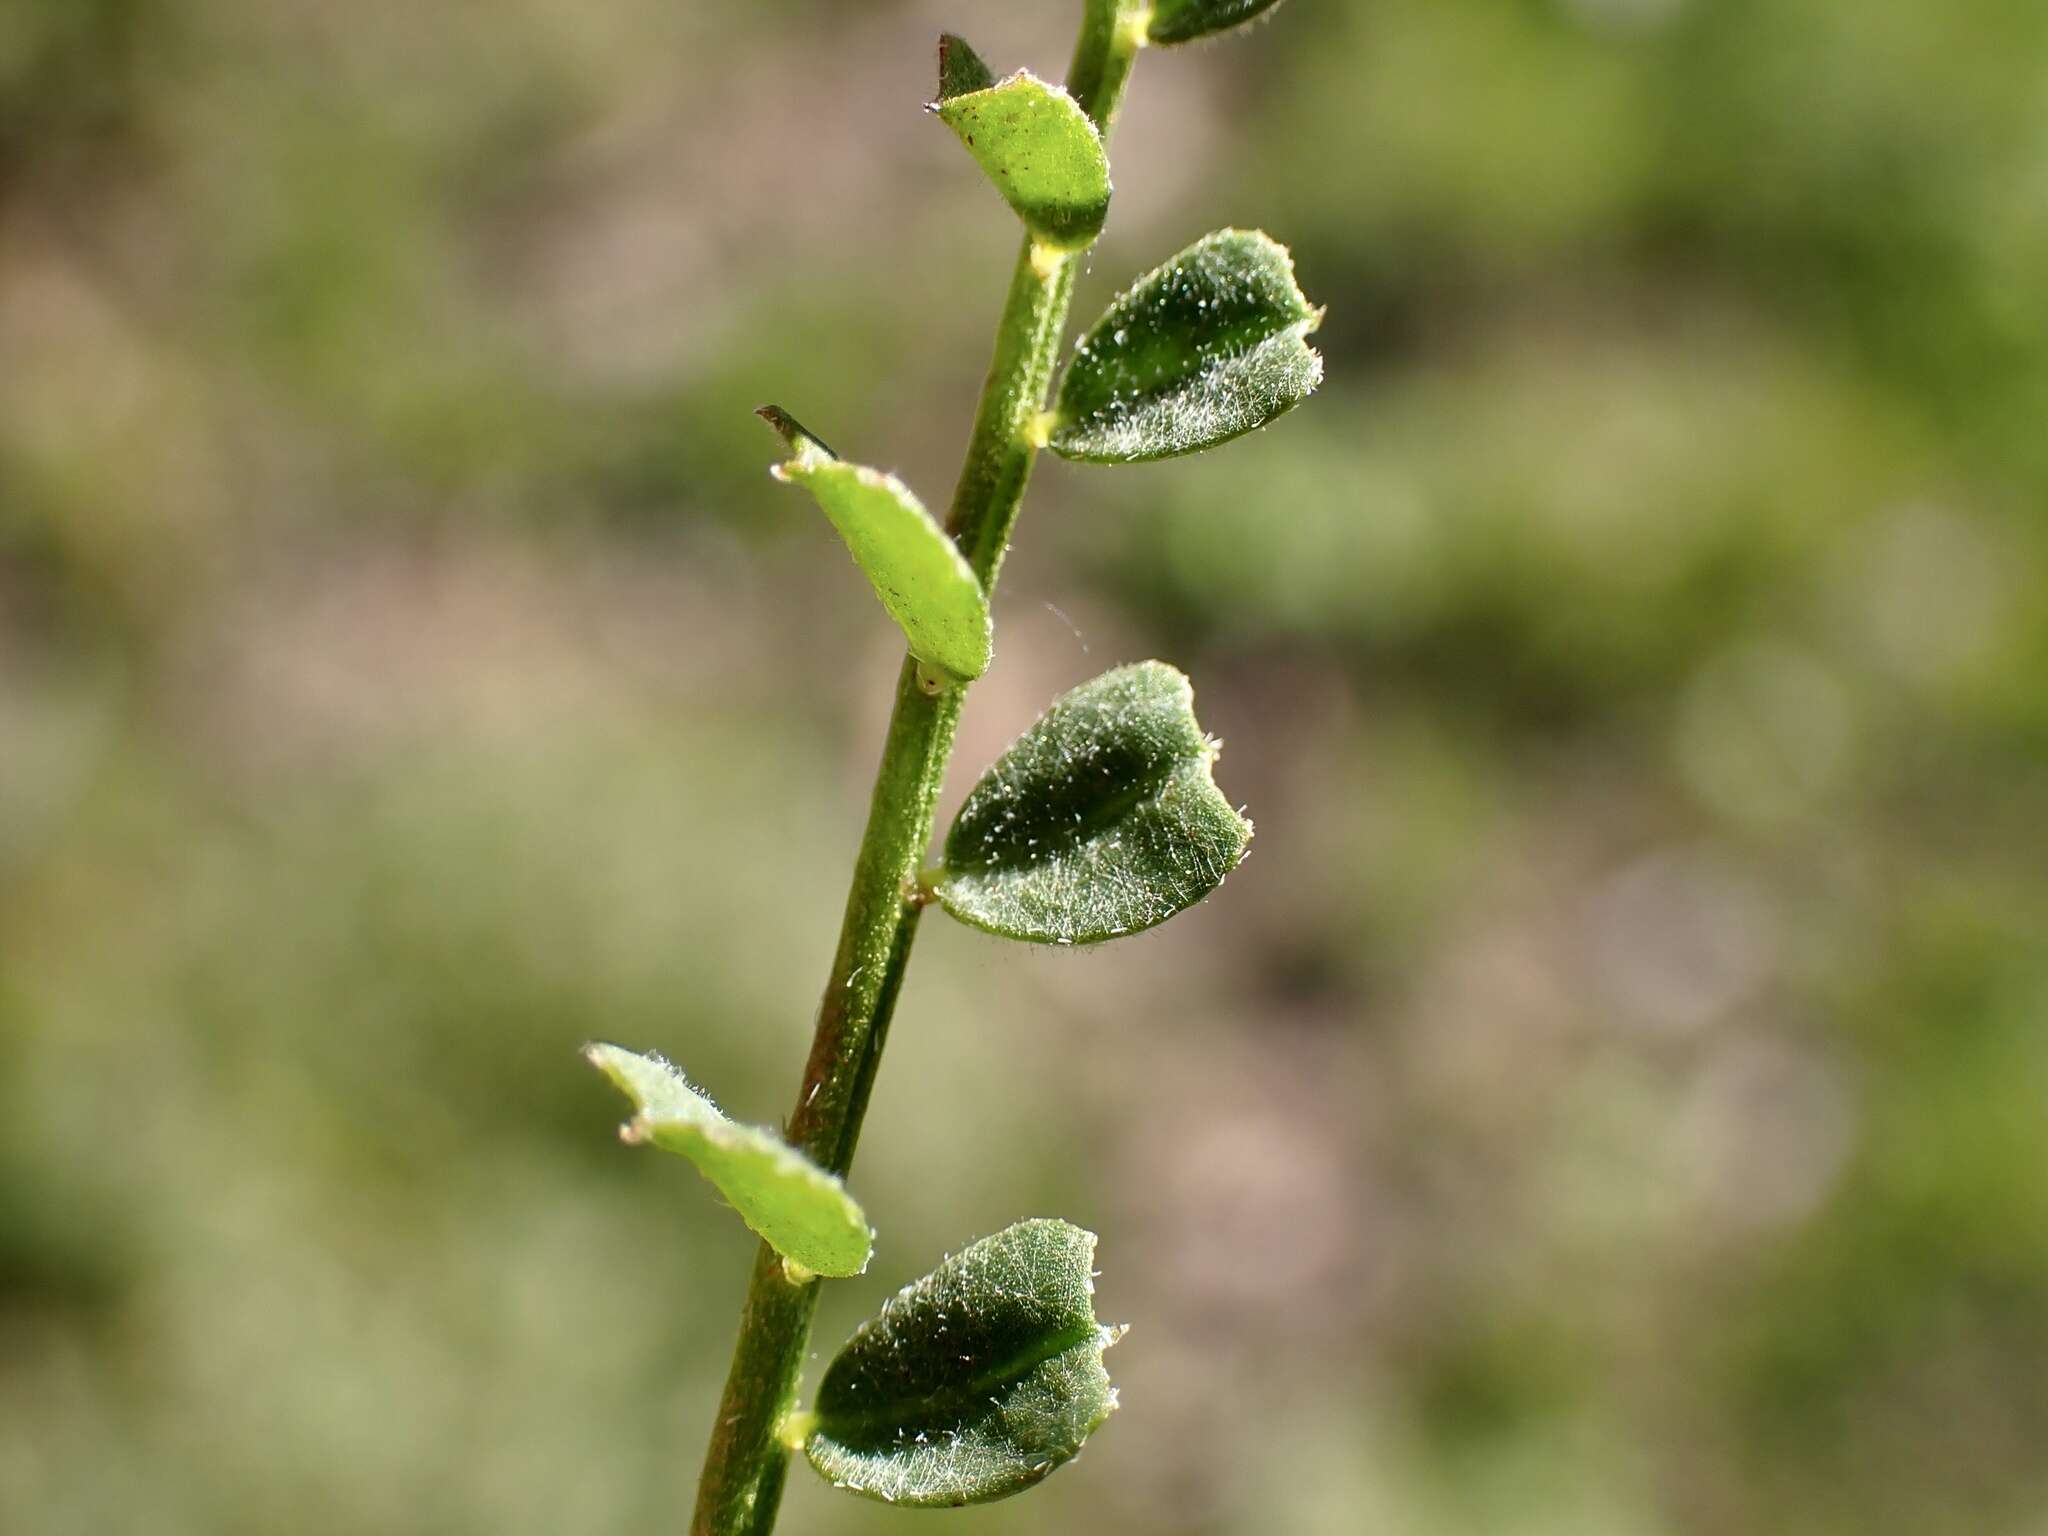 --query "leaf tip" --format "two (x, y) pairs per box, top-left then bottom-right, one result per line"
(935, 31), (995, 103)
(584, 1040), (645, 1100)
(757, 404), (836, 464)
